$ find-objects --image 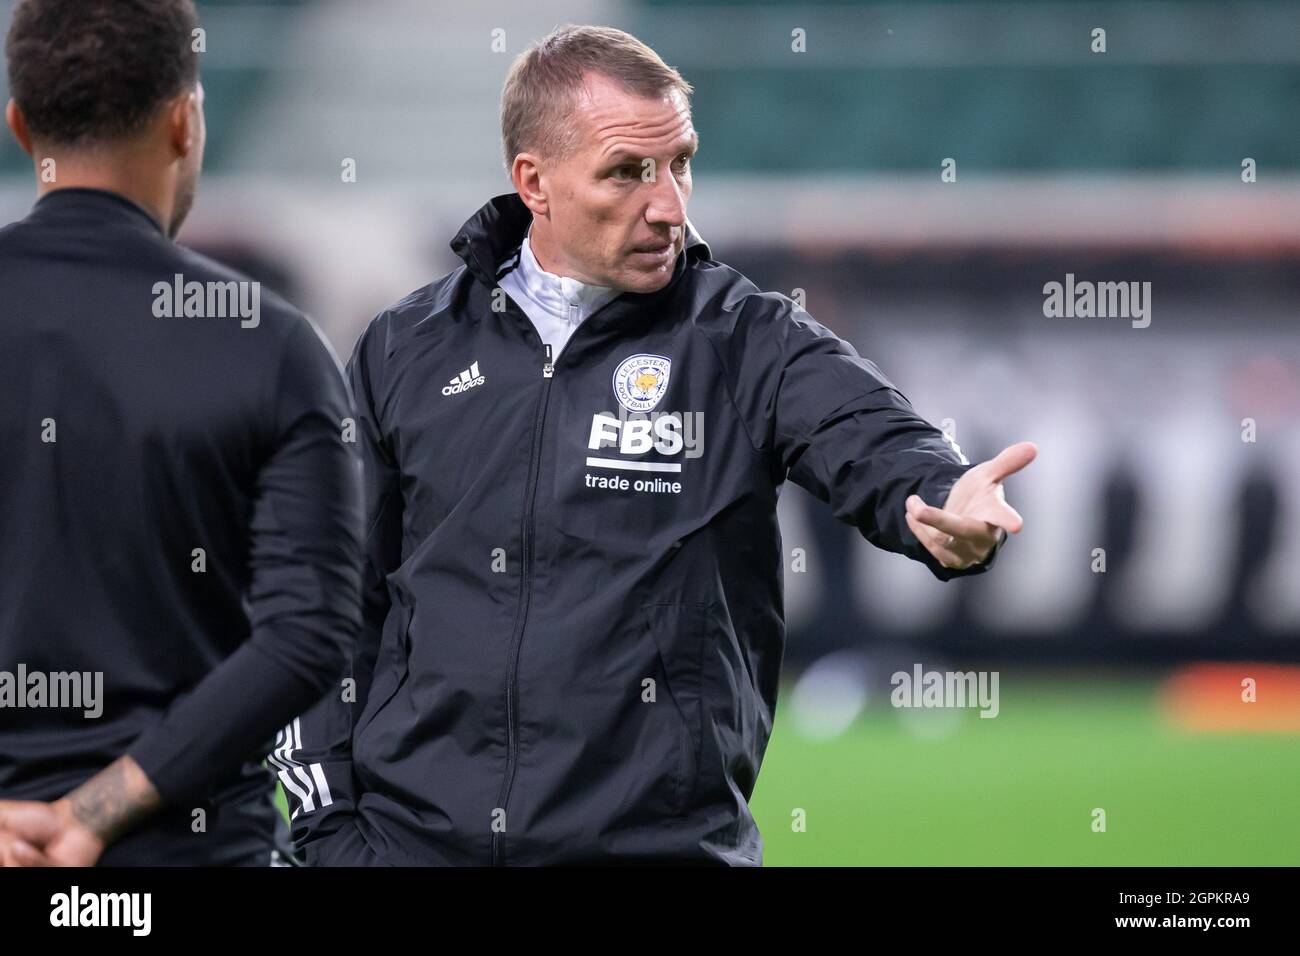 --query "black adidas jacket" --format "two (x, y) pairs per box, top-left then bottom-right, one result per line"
(287, 192), (1002, 866)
